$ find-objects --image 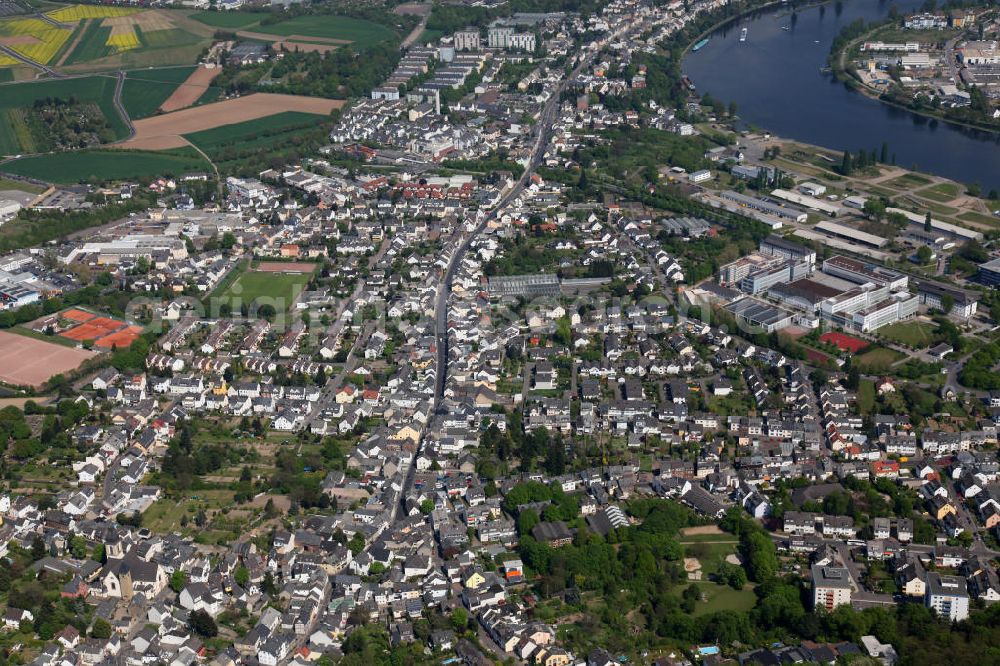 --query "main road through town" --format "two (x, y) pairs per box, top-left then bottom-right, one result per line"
(387, 21), (640, 527)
